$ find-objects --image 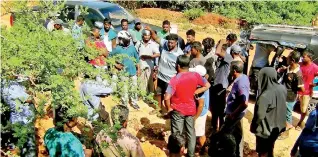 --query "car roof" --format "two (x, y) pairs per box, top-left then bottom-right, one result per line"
(65, 0), (118, 9)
